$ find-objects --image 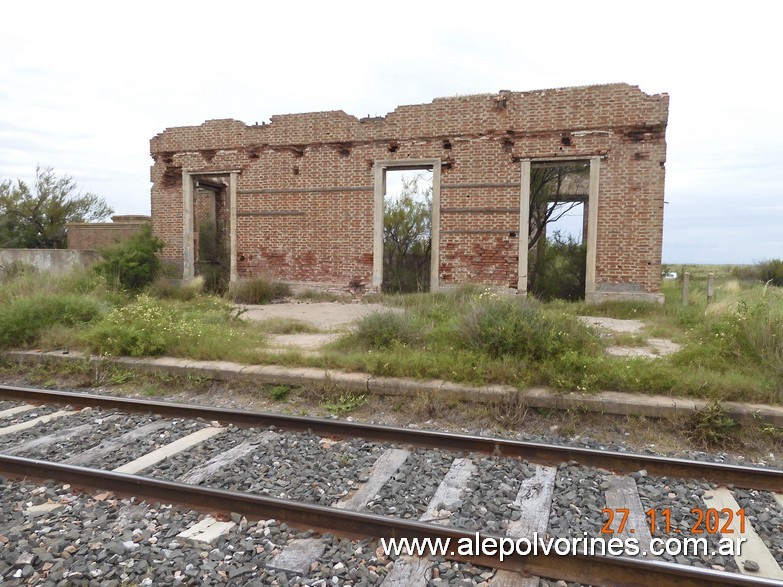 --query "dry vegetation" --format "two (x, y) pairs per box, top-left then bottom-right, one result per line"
(0, 259), (782, 407)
